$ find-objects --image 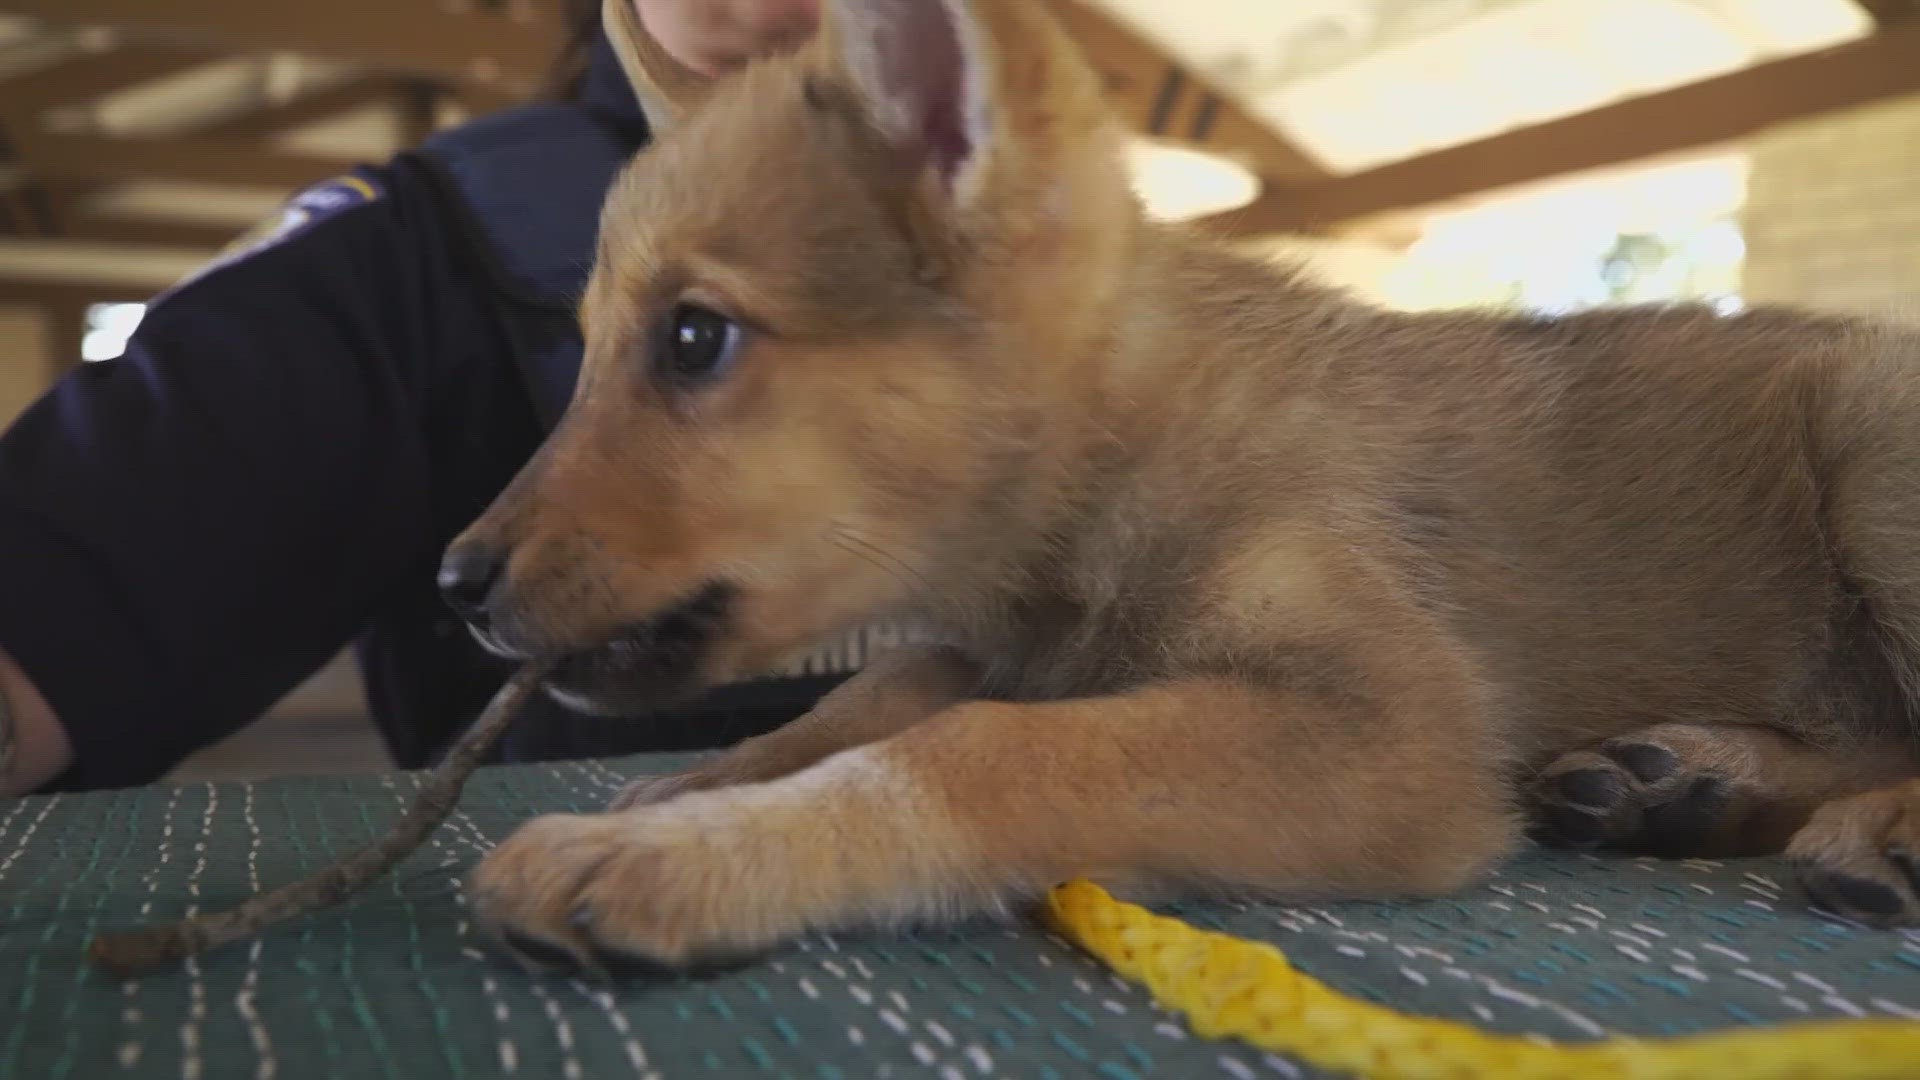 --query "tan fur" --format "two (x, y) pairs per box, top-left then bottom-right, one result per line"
(461, 0), (1920, 970)
(606, 644), (979, 808)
